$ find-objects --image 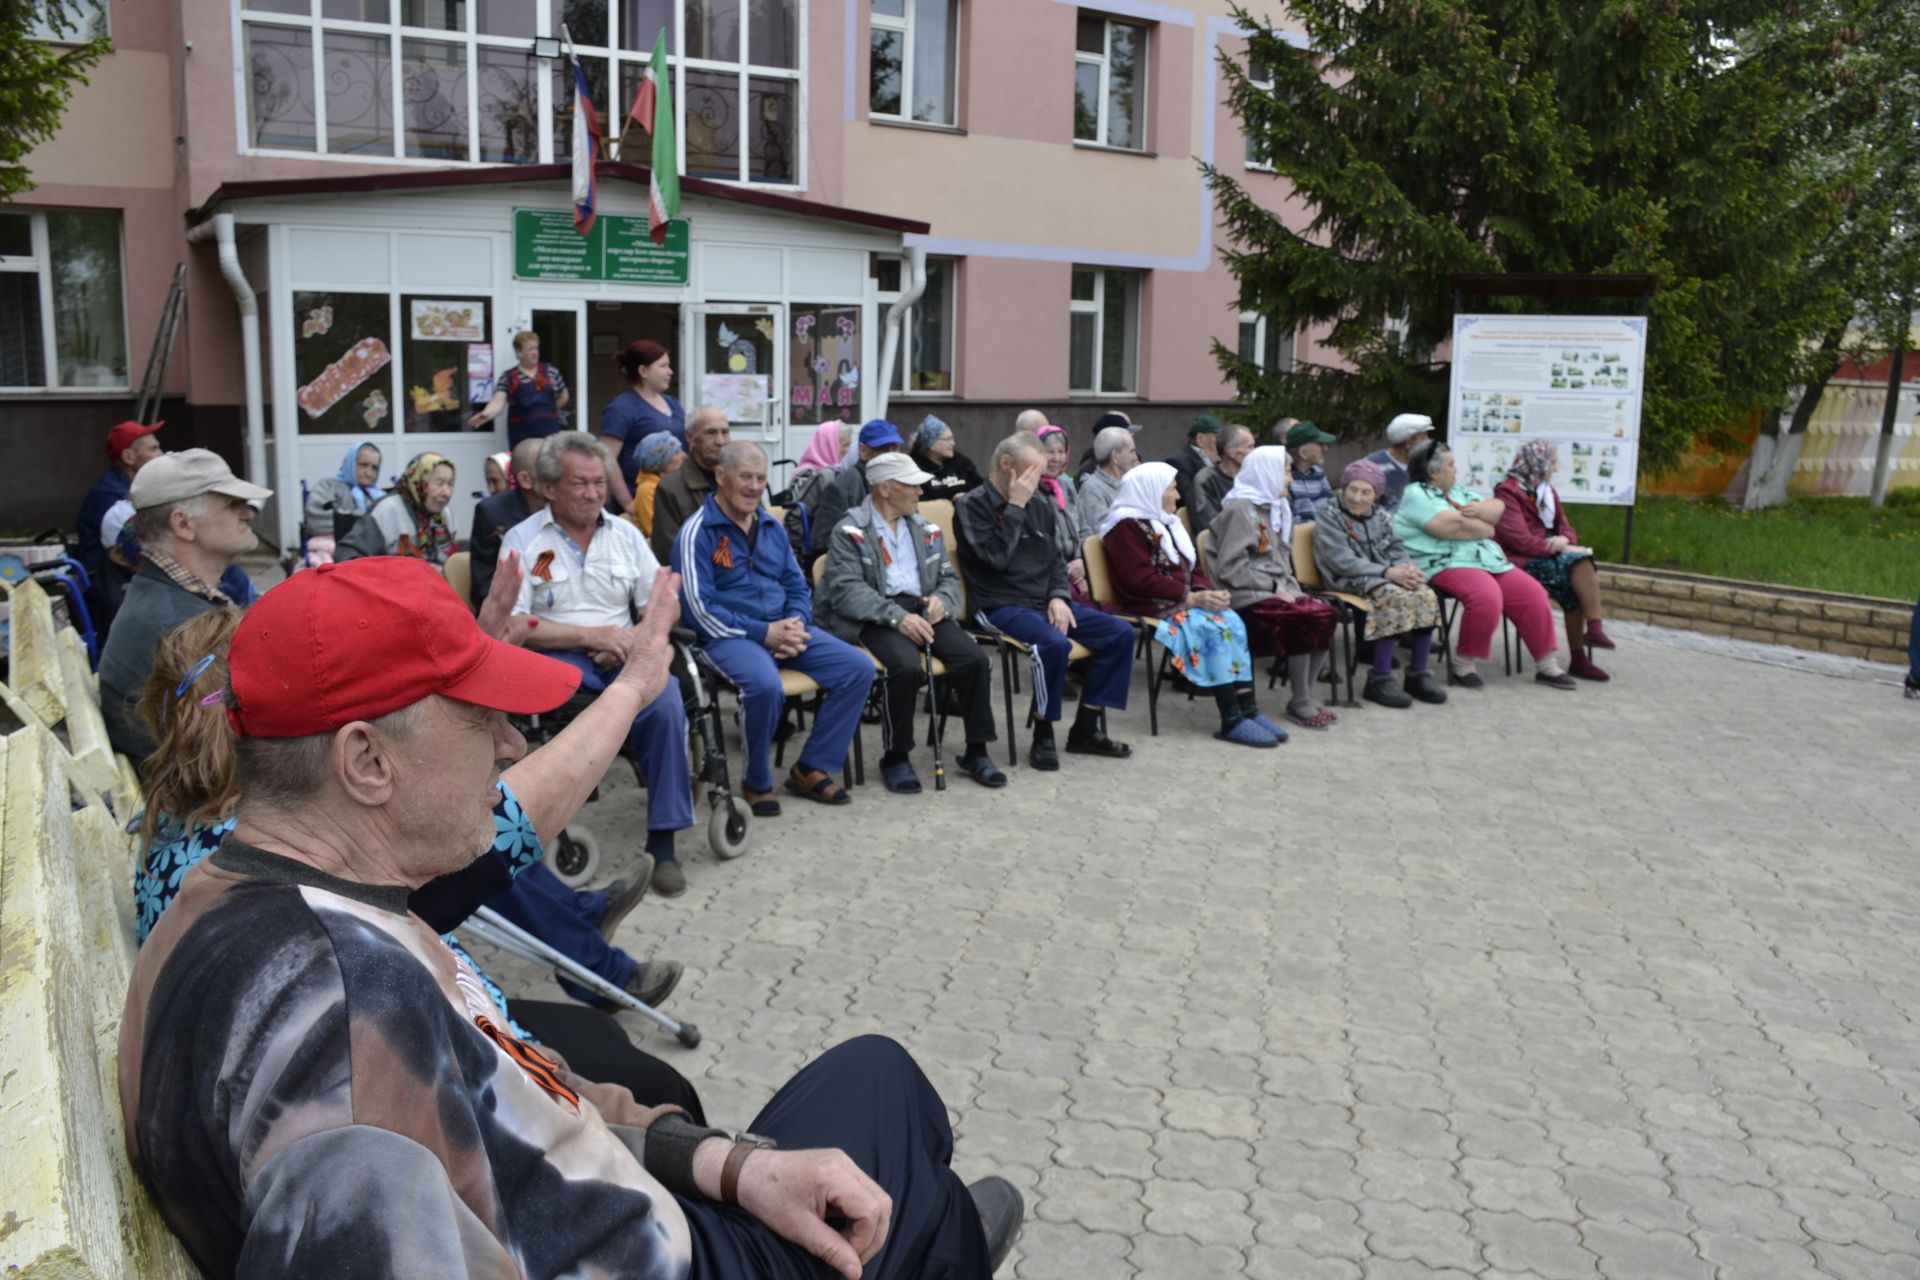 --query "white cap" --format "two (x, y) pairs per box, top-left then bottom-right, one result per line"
(1385, 413), (1434, 445)
(865, 451), (936, 488)
(130, 448), (273, 510)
